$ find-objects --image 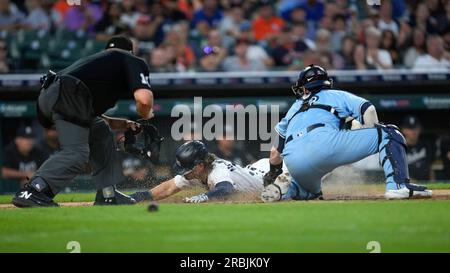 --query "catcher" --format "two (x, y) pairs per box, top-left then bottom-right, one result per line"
(261, 64), (432, 202)
(12, 36), (156, 207)
(130, 141), (287, 203)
